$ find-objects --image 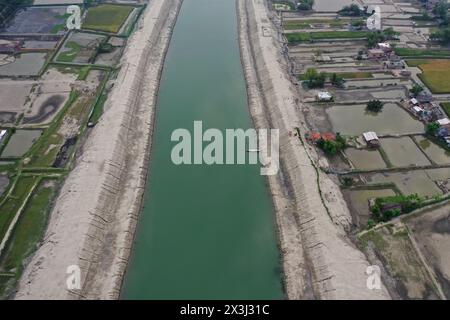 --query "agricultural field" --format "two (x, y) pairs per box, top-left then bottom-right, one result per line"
(285, 31), (370, 43)
(283, 19), (360, 30)
(359, 223), (441, 299)
(395, 47), (450, 58)
(441, 102), (450, 117)
(82, 4), (135, 34)
(56, 32), (106, 64)
(0, 6), (68, 34)
(0, 0), (138, 297)
(407, 59), (450, 93)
